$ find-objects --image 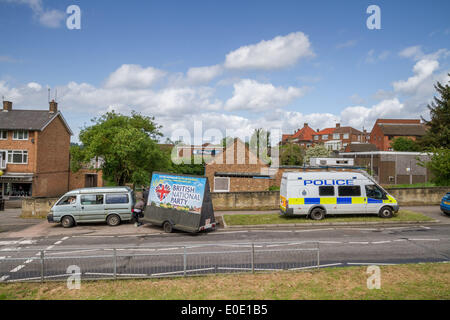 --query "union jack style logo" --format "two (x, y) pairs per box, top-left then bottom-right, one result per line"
(155, 183), (171, 201)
